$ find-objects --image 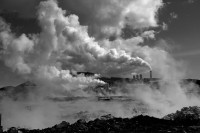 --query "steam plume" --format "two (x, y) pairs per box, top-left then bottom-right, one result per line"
(61, 0), (163, 38)
(1, 0), (198, 130)
(0, 0), (152, 81)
